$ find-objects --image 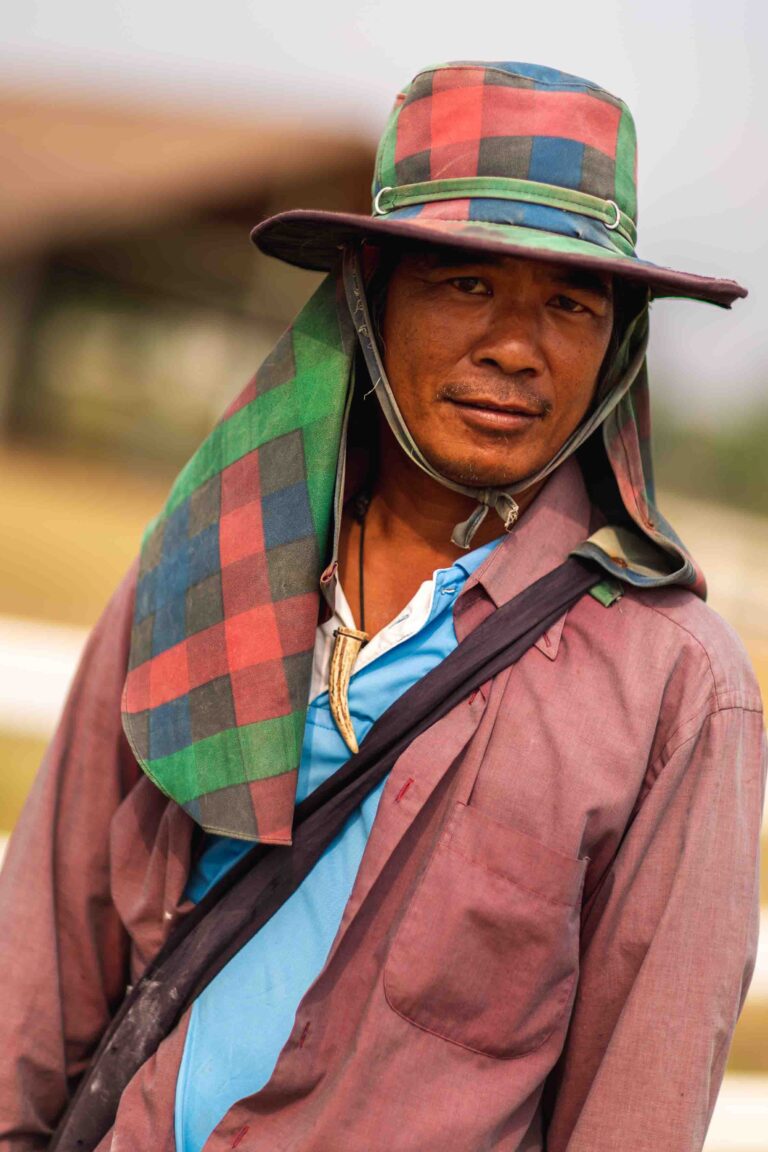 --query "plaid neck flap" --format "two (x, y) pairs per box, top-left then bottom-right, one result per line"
(121, 274), (355, 843)
(372, 61), (638, 257)
(121, 268), (703, 845)
(581, 350), (707, 601)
